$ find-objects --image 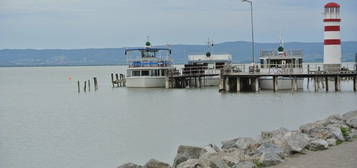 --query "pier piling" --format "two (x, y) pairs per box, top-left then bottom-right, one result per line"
(335, 76), (341, 92)
(325, 77), (329, 92)
(84, 81), (87, 92)
(273, 76), (278, 92)
(88, 80), (90, 92)
(353, 76), (356, 92)
(111, 73), (114, 87)
(77, 81), (80, 93)
(236, 77), (241, 92)
(93, 77), (98, 90)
